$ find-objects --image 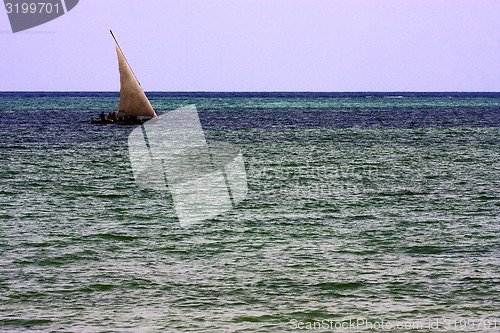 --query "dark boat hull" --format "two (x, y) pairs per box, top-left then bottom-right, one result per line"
(90, 118), (148, 125)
